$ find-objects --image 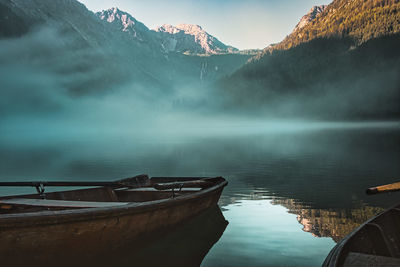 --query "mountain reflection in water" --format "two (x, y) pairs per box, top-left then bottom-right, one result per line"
(271, 198), (384, 242)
